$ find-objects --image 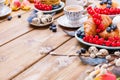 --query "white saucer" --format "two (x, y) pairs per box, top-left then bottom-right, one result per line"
(57, 15), (88, 28)
(0, 6), (12, 17)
